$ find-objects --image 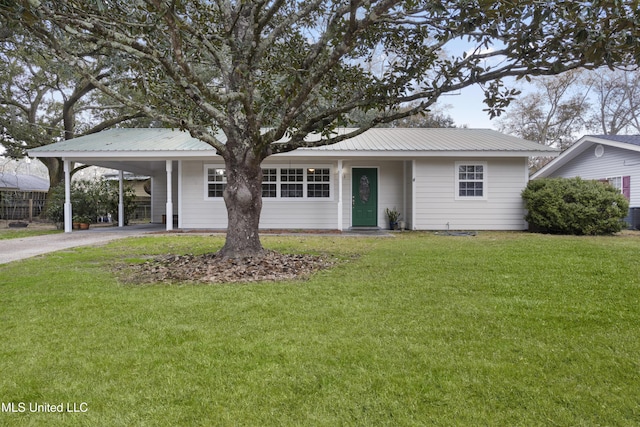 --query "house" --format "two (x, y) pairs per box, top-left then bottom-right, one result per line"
(531, 134), (640, 228)
(0, 172), (49, 220)
(28, 127), (557, 232)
